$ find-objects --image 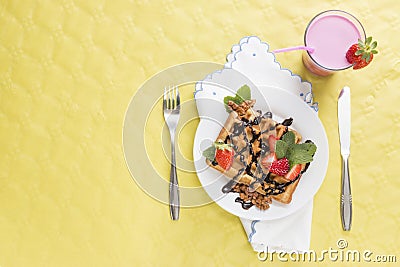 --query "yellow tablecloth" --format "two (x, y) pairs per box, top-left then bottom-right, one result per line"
(0, 0), (399, 266)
